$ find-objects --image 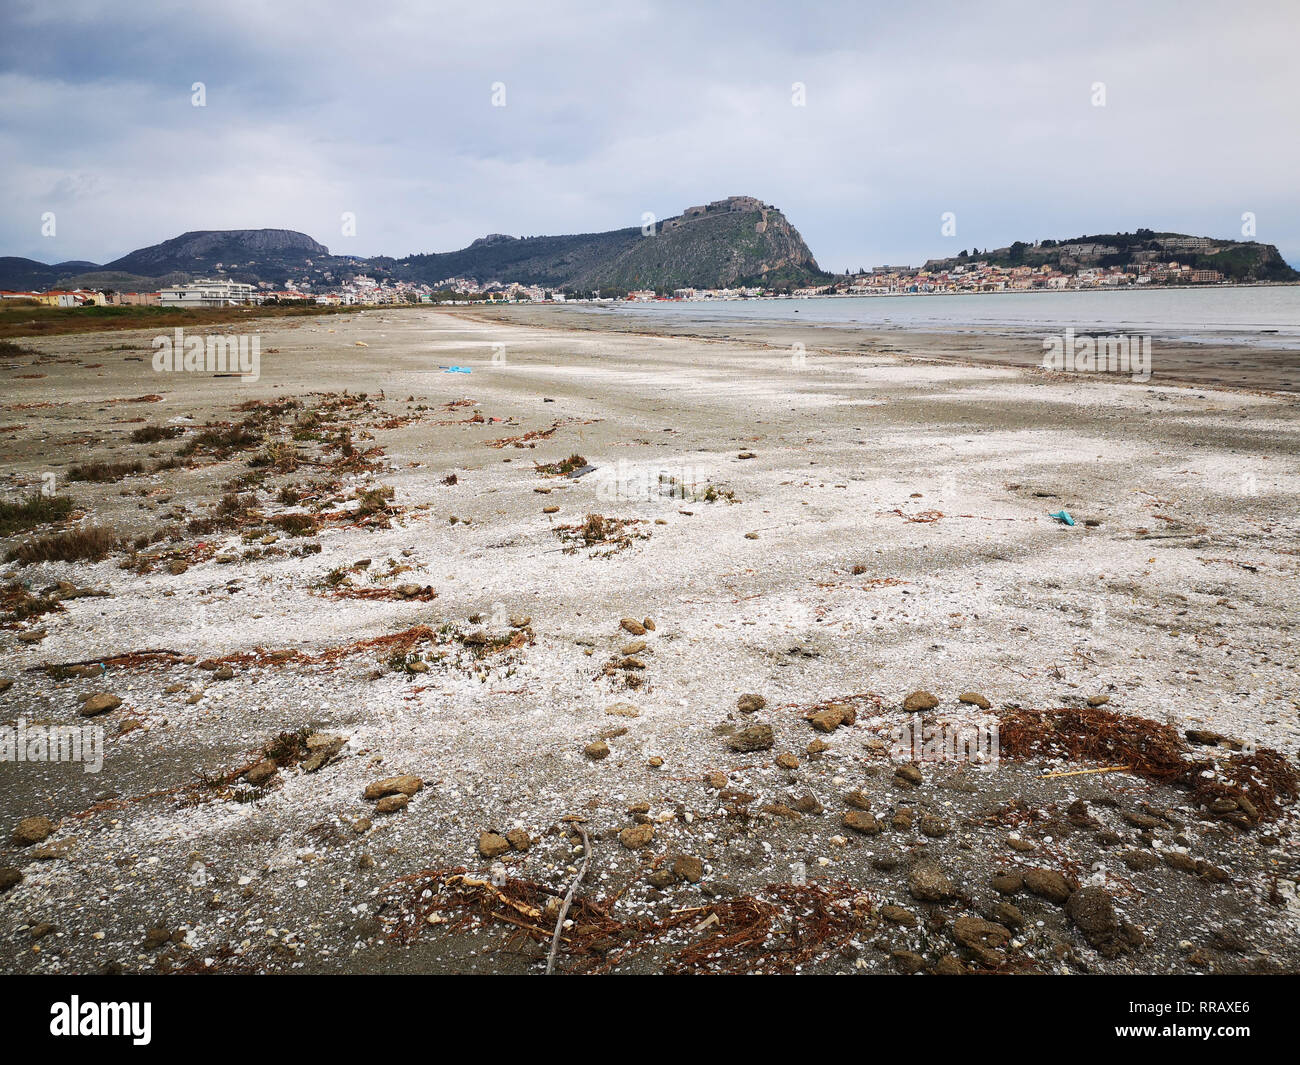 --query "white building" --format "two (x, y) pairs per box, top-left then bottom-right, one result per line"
(159, 279), (257, 307)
